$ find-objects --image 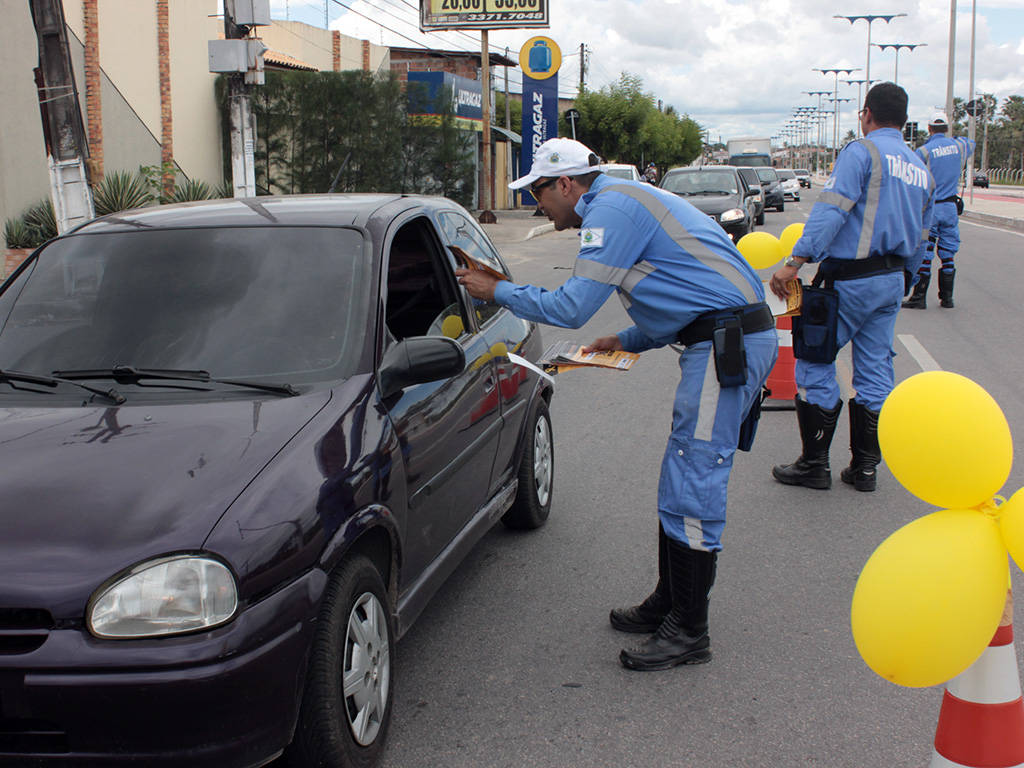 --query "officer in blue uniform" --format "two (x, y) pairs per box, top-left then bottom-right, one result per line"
(770, 83), (933, 493)
(456, 138), (778, 671)
(902, 113), (975, 309)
